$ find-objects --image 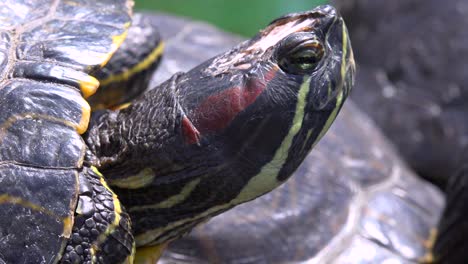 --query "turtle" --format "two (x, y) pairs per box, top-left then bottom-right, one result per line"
(330, 0), (468, 188)
(0, 1), (355, 263)
(433, 161), (468, 264)
(129, 13), (445, 264)
(0, 0), (134, 263)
